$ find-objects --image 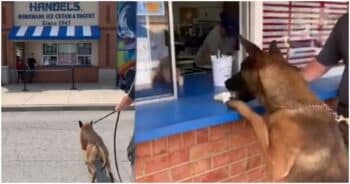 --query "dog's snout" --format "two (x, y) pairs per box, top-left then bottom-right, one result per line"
(225, 73), (244, 91)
